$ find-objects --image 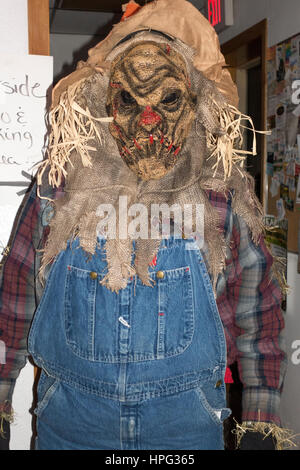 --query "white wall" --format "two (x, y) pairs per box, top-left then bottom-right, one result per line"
(219, 0), (300, 47)
(280, 253), (300, 449)
(0, 0), (28, 55)
(50, 33), (101, 82)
